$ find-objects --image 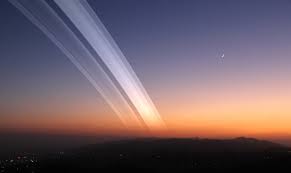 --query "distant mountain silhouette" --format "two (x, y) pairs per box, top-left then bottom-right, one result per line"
(79, 137), (287, 153)
(41, 137), (291, 173)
